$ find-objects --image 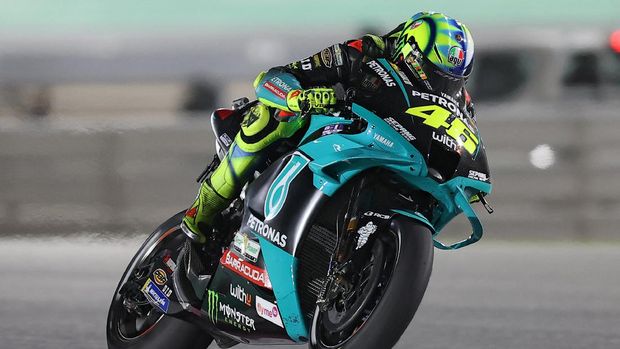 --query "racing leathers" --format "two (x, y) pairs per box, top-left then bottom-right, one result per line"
(181, 30), (475, 243)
